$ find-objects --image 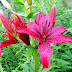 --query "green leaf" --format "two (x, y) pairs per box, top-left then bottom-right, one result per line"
(19, 0), (24, 3)
(26, 12), (34, 18)
(12, 1), (24, 5)
(67, 27), (72, 33)
(25, 48), (34, 56)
